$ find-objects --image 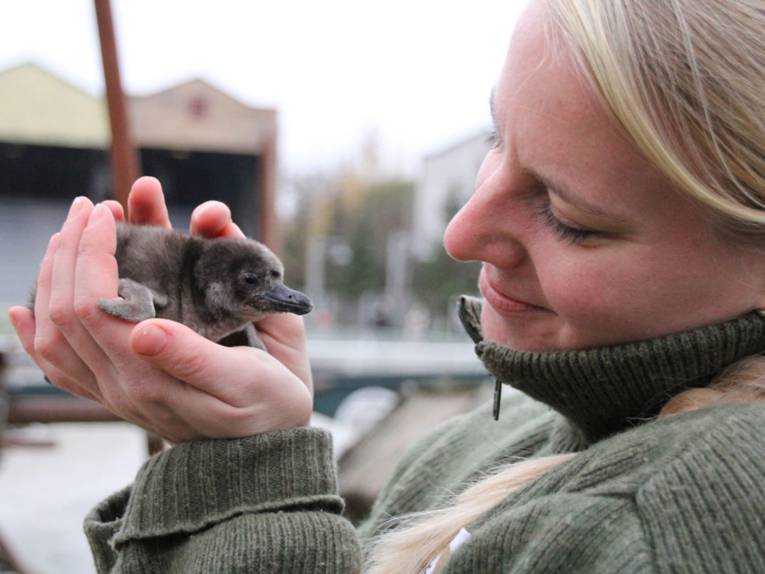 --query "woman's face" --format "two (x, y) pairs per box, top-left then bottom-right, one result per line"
(443, 0), (765, 352)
